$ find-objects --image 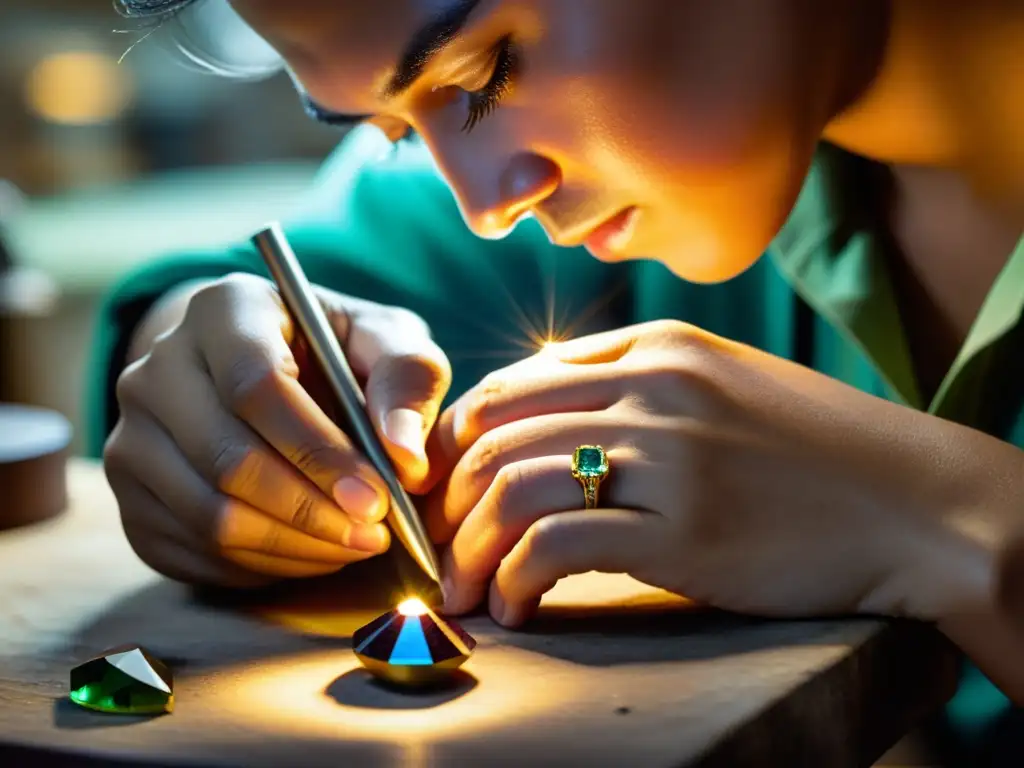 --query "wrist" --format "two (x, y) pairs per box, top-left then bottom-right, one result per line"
(870, 436), (1021, 624)
(937, 535), (1024, 706)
